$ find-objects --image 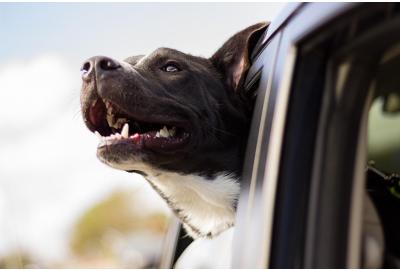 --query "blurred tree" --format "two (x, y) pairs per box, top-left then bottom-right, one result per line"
(70, 189), (168, 266)
(0, 251), (33, 269)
